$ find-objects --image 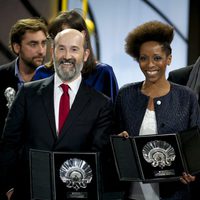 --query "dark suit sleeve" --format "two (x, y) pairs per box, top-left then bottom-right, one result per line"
(91, 99), (113, 151)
